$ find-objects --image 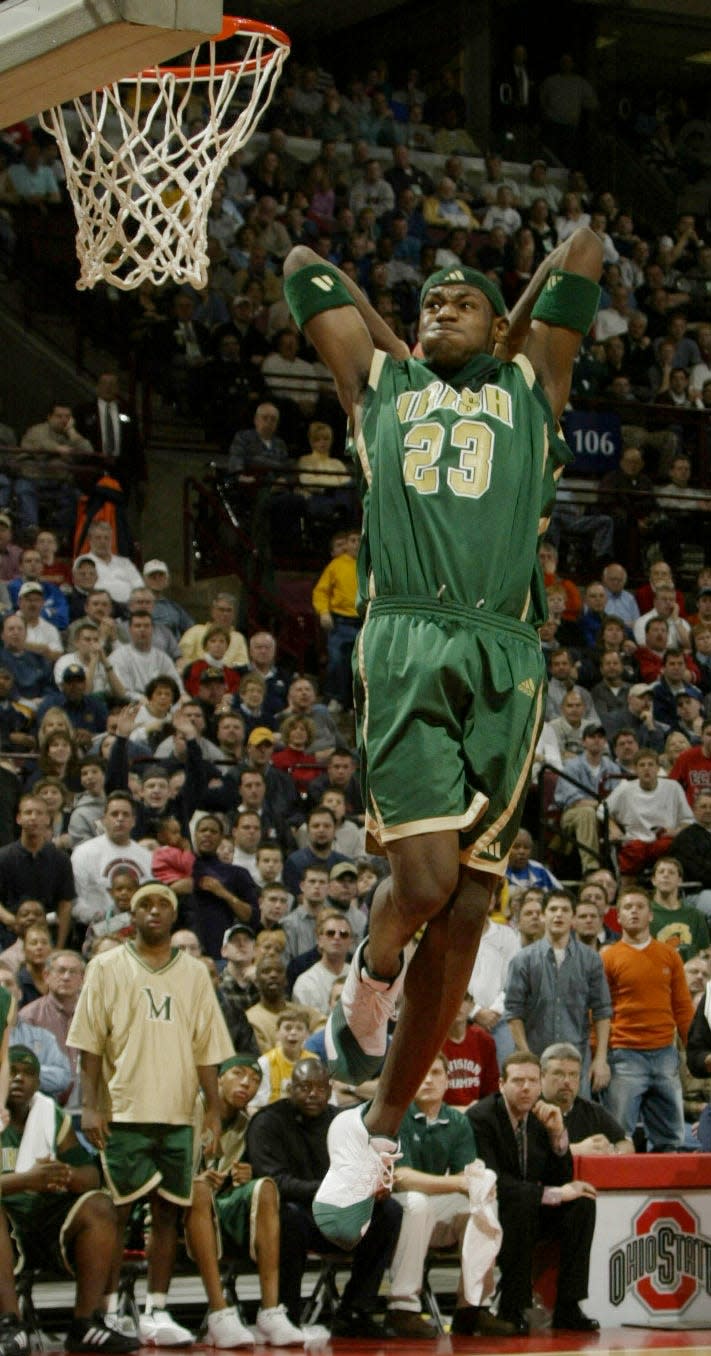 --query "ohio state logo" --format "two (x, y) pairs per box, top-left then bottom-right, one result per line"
(609, 1200), (711, 1313)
